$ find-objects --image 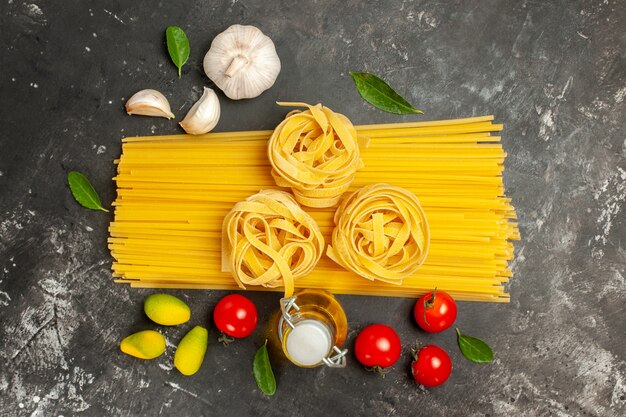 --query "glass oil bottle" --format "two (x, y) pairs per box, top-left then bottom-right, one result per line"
(276, 289), (348, 368)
